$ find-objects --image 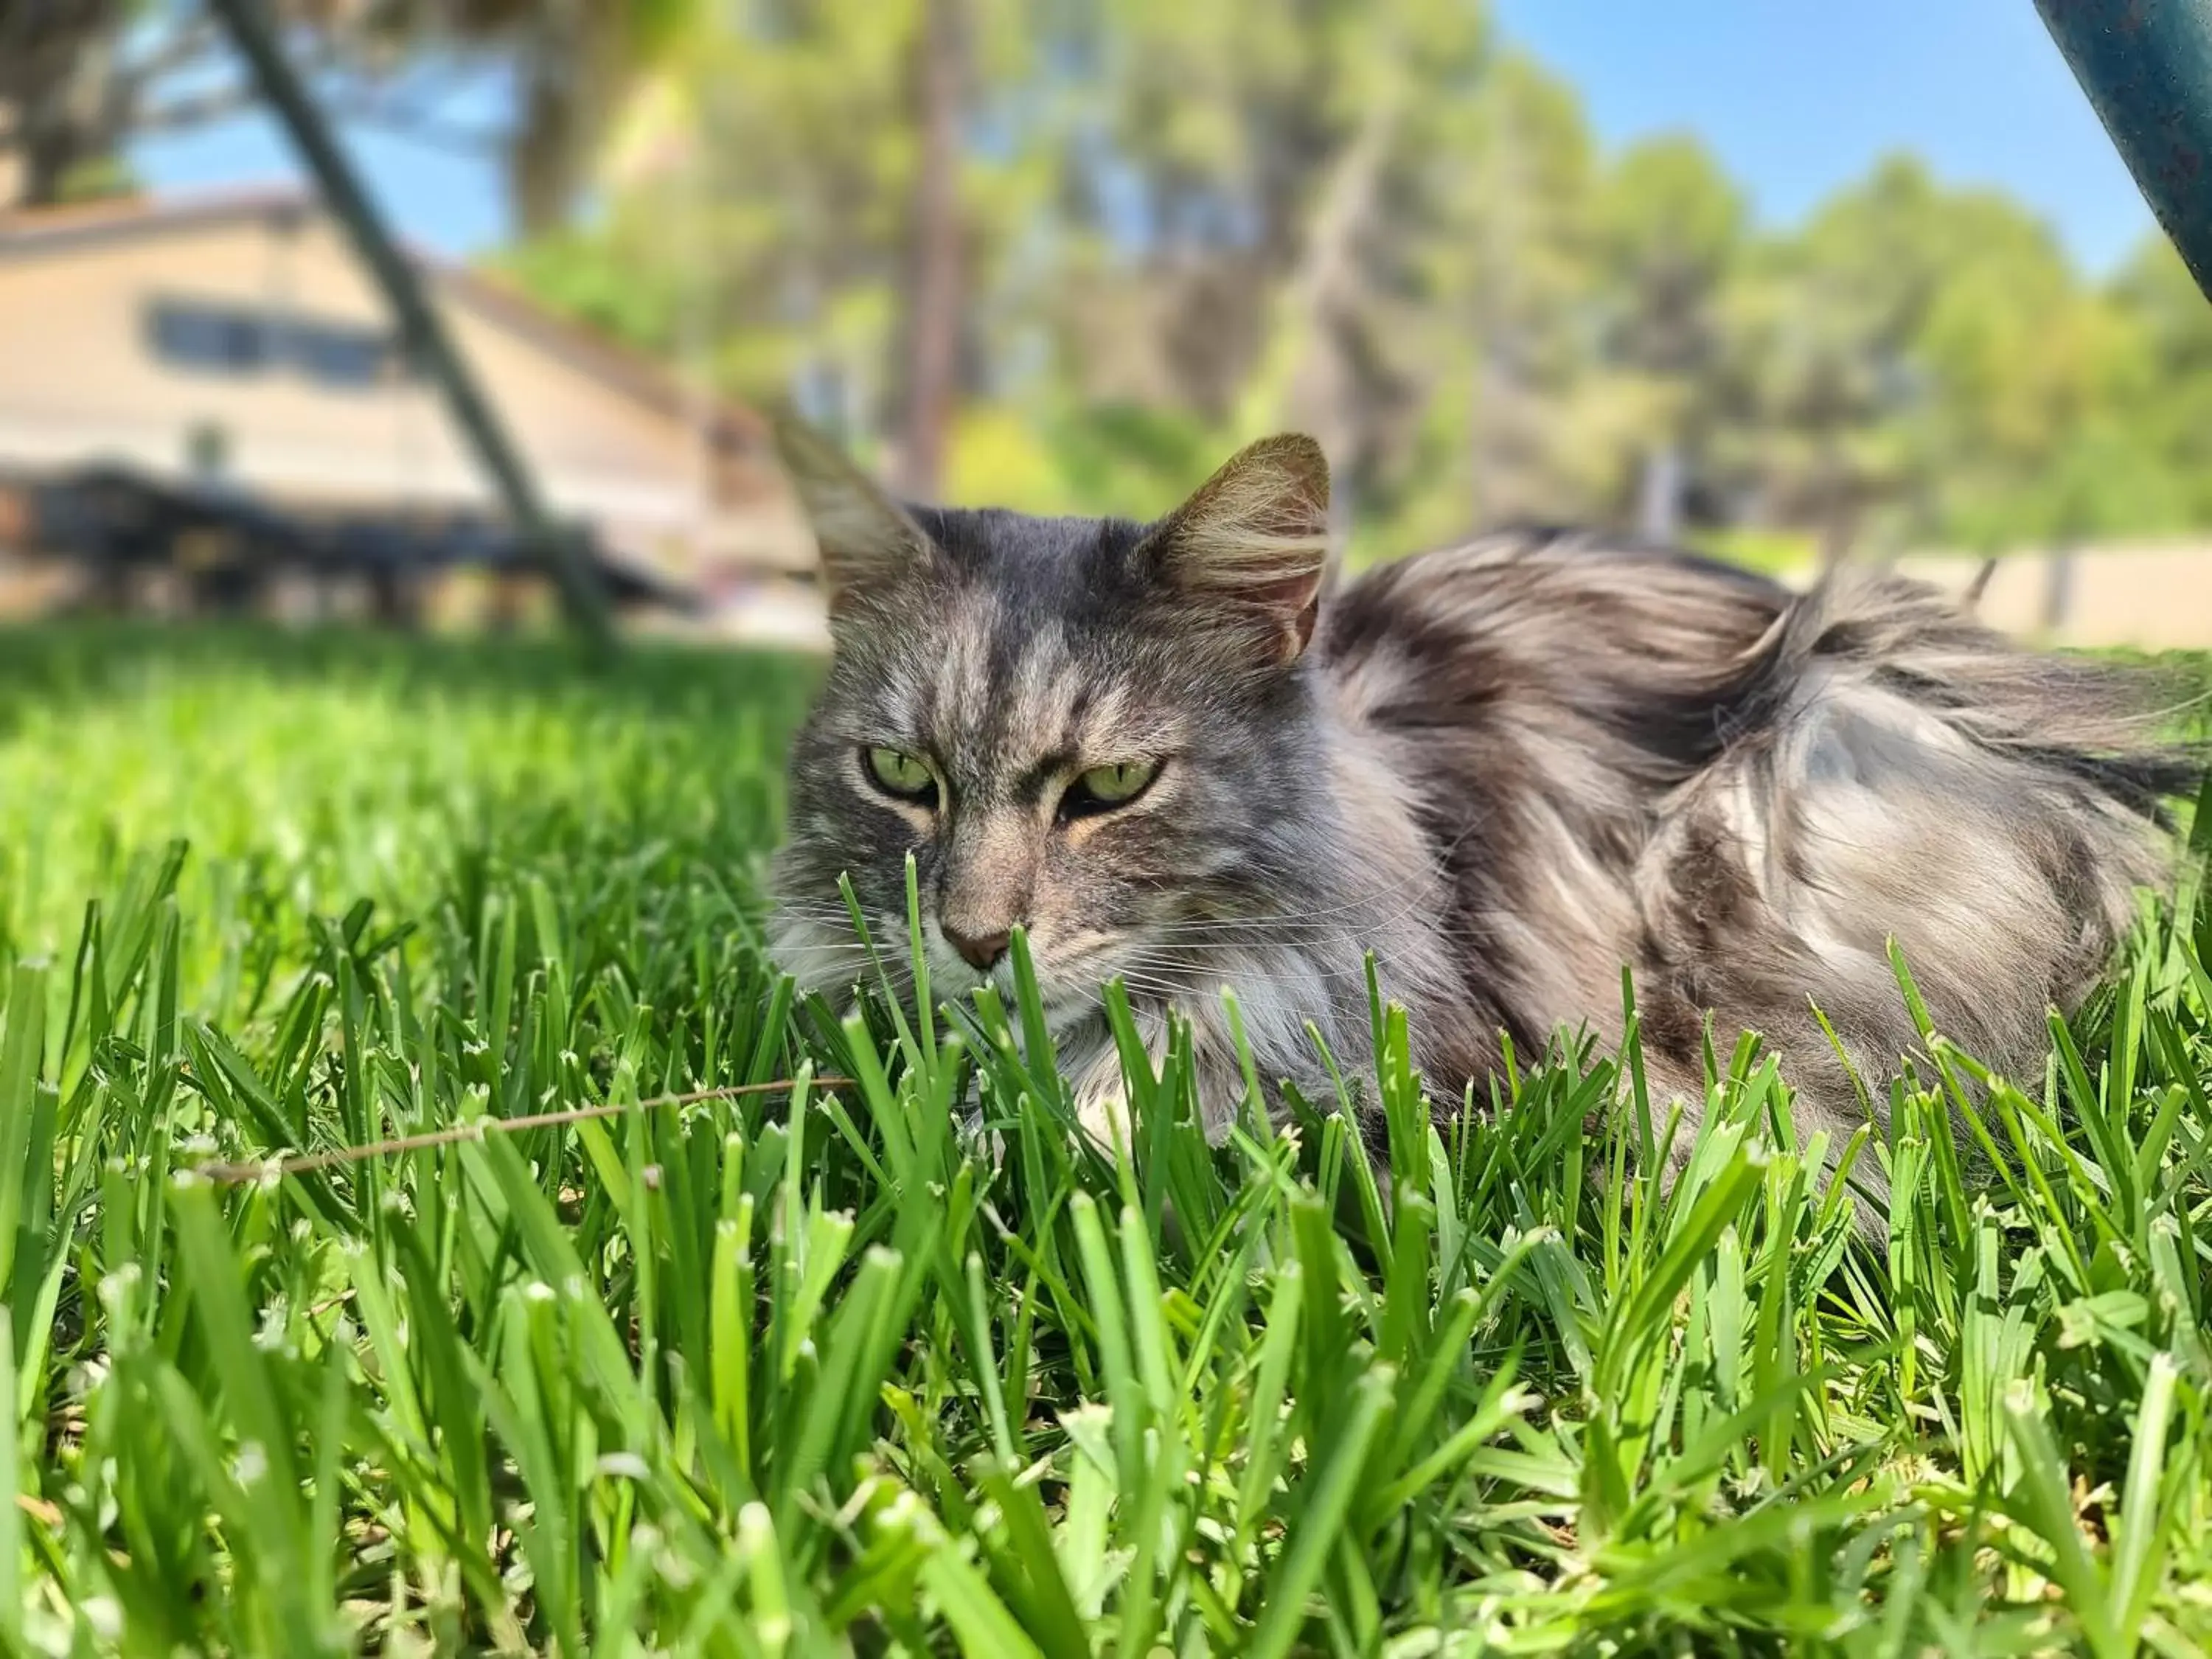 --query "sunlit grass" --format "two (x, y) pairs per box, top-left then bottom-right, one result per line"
(0, 622), (2208, 1654)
